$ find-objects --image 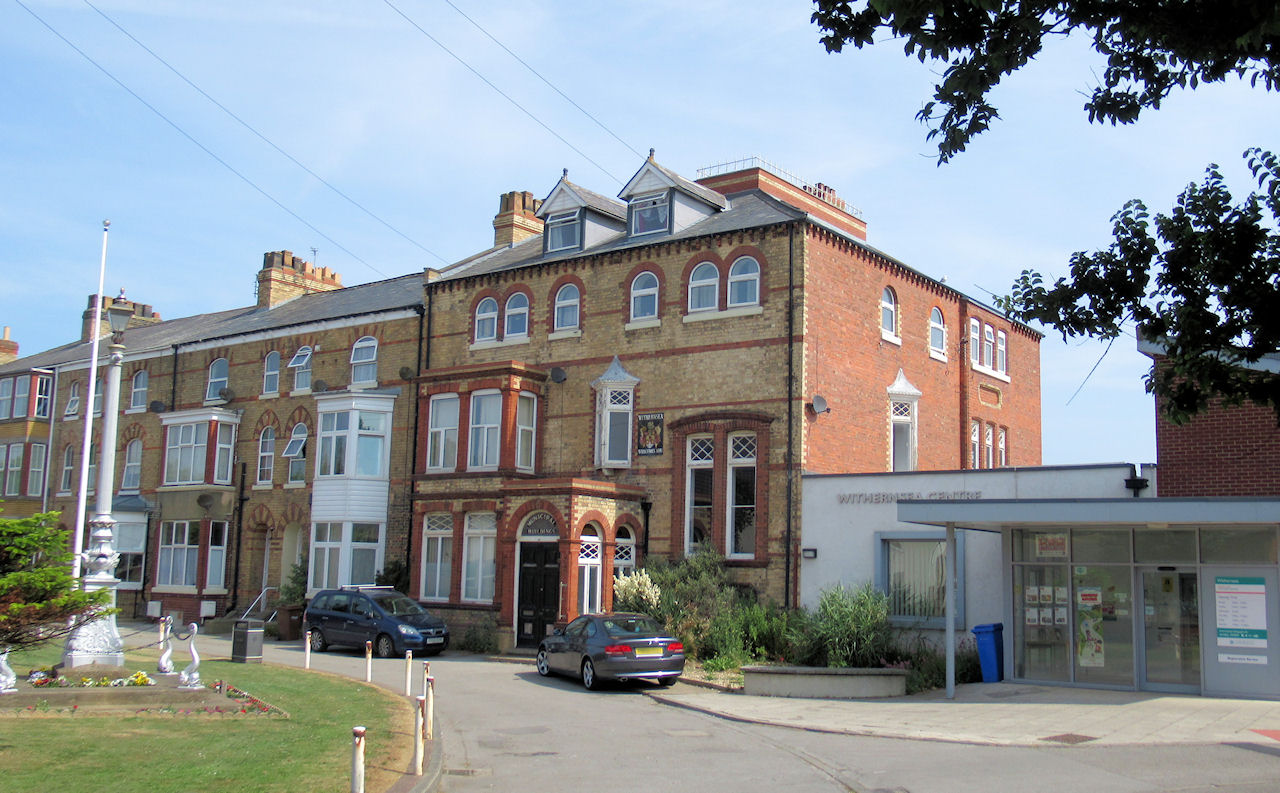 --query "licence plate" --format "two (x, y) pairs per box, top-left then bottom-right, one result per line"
(634, 647), (662, 658)
(425, 637), (445, 644)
